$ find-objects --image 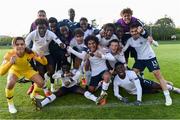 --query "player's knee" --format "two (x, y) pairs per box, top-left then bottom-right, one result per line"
(153, 70), (162, 79)
(37, 81), (45, 88)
